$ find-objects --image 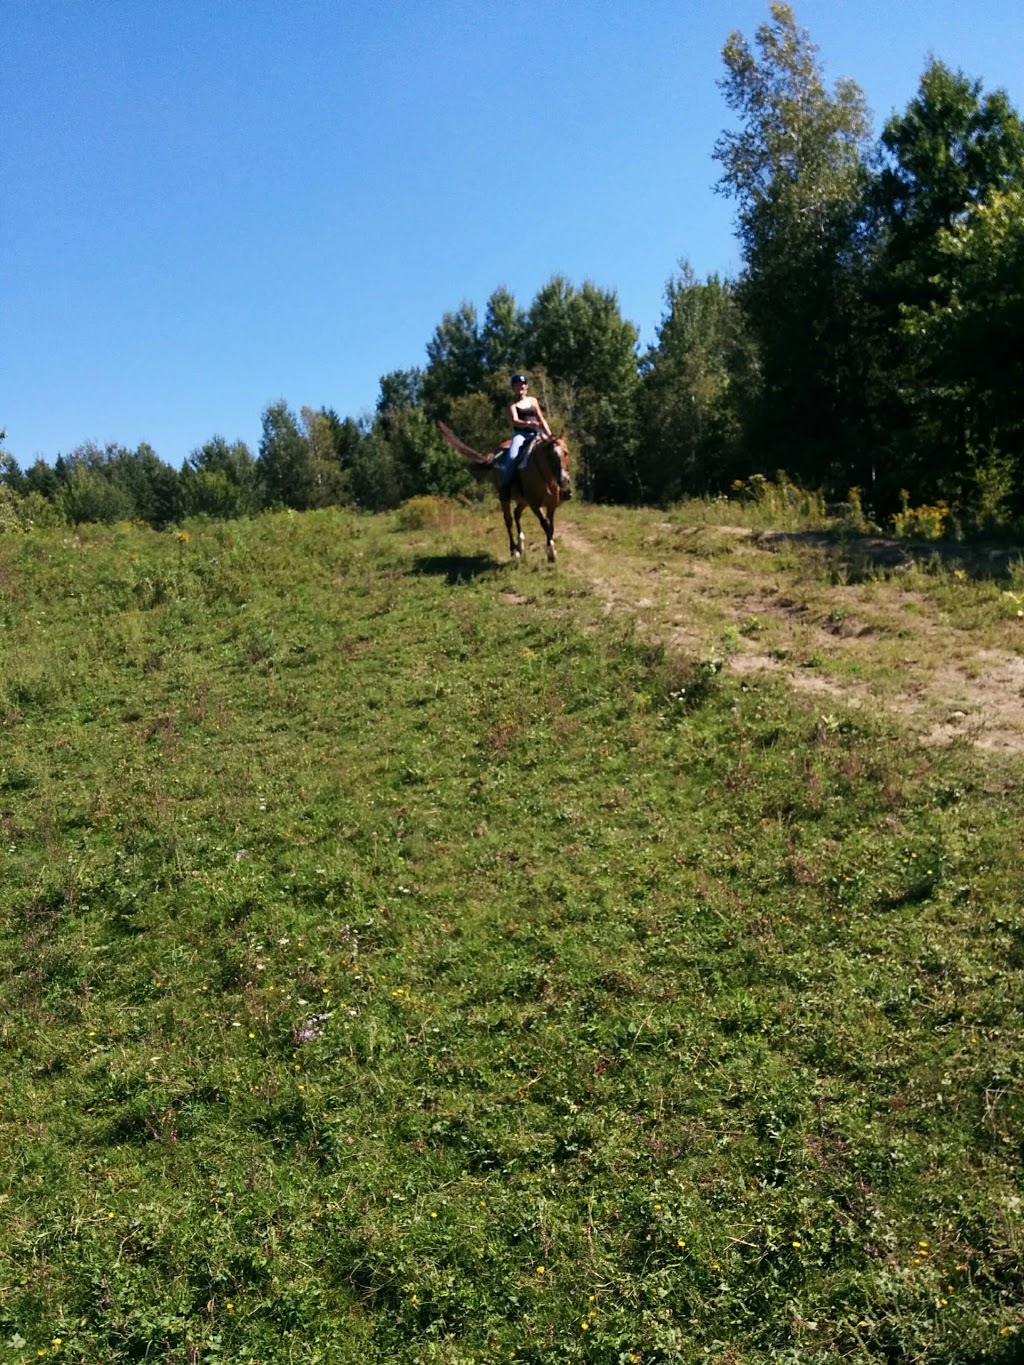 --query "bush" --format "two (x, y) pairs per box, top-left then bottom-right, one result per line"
(891, 491), (949, 540)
